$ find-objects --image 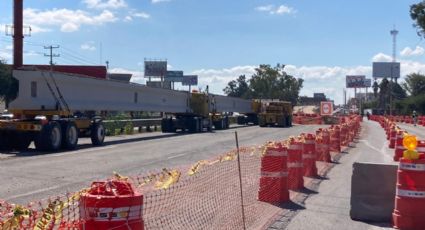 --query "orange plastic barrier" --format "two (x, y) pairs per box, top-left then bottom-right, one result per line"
(79, 180), (144, 230)
(329, 125), (341, 153)
(301, 133), (318, 177)
(316, 129), (331, 163)
(394, 130), (407, 162)
(258, 143), (289, 203)
(389, 125), (397, 149)
(287, 138), (304, 190)
(393, 158), (425, 230)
